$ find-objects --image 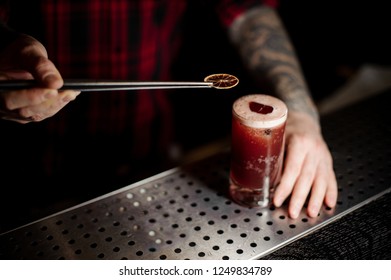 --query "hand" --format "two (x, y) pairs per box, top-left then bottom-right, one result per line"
(273, 111), (338, 218)
(0, 33), (80, 123)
